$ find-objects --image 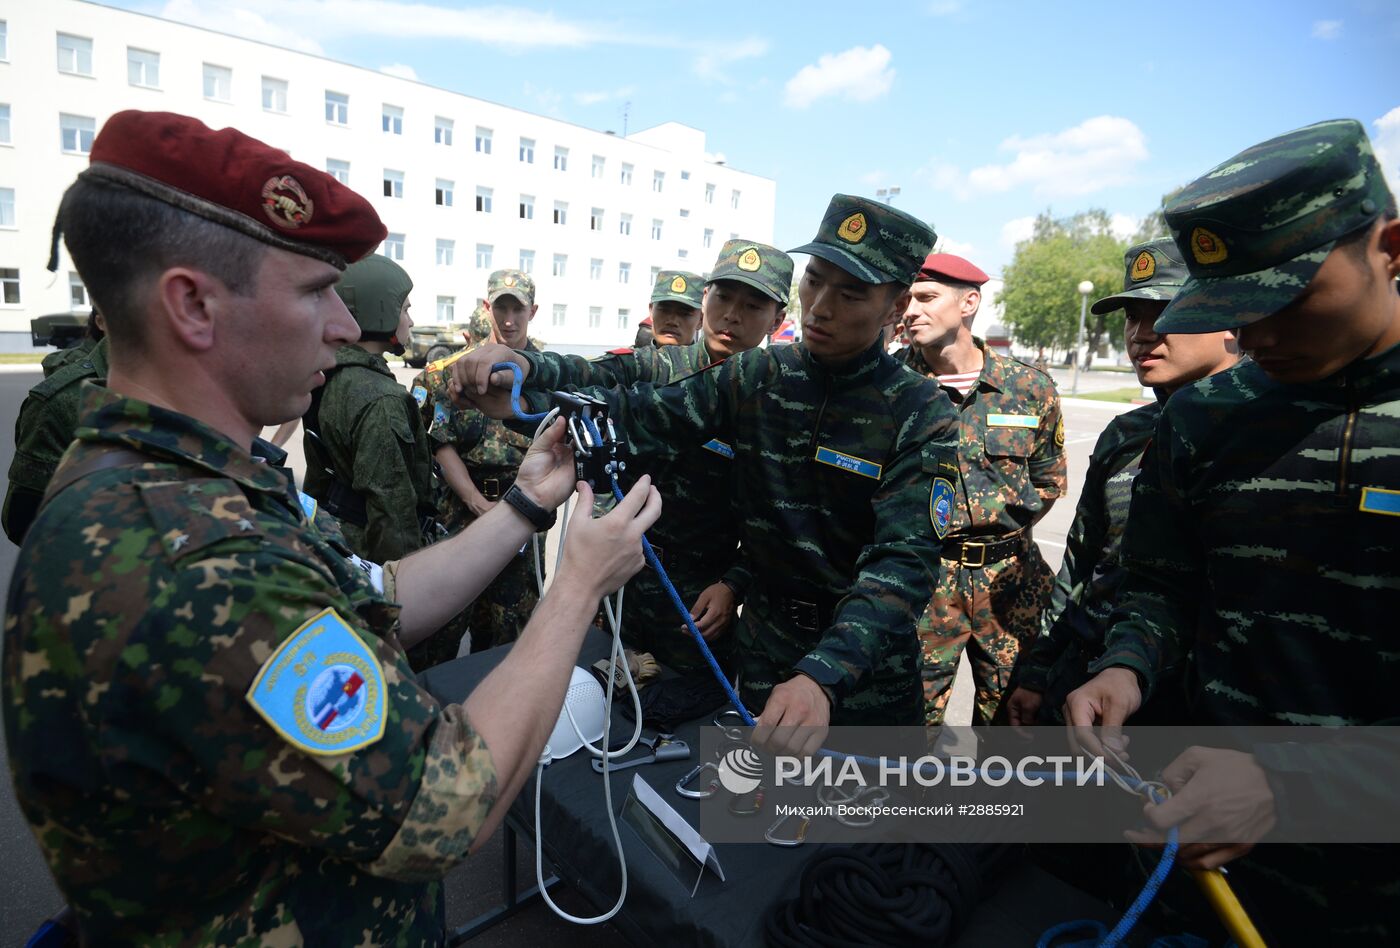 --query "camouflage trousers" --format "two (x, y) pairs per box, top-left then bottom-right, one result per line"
(919, 543), (1053, 725)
